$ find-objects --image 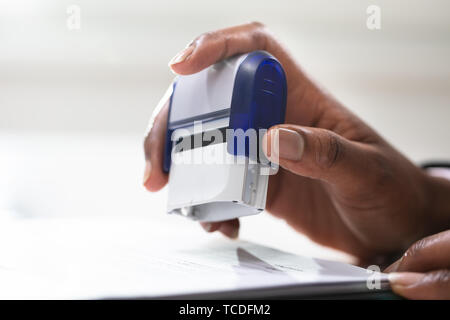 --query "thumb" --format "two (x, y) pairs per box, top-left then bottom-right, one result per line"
(389, 270), (450, 299)
(263, 124), (378, 192)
